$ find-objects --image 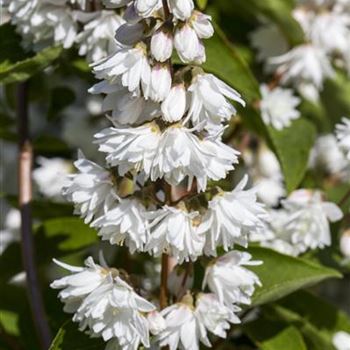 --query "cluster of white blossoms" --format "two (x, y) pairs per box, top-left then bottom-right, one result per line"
(251, 189), (344, 256)
(250, 0), (350, 130)
(8, 0), (124, 61)
(48, 0), (272, 349)
(242, 144), (286, 207)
